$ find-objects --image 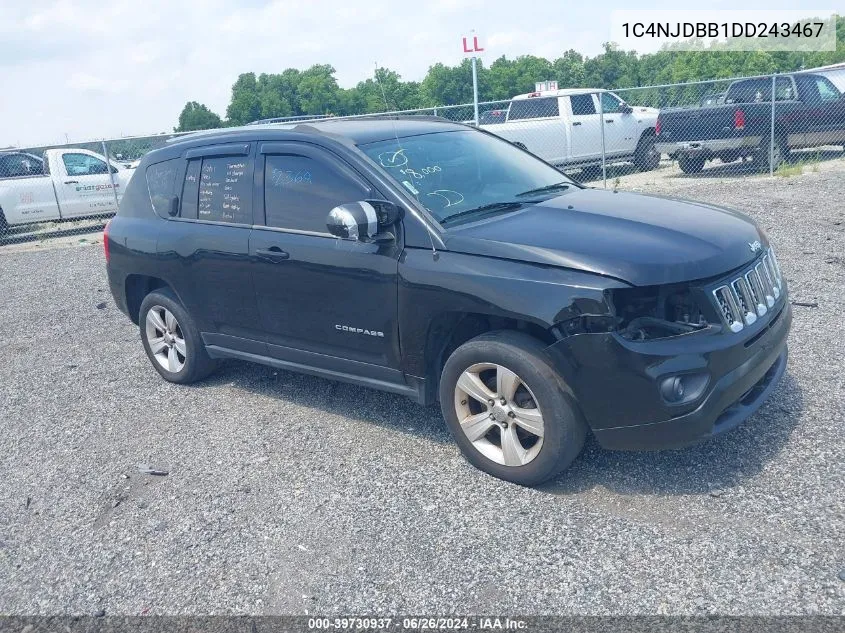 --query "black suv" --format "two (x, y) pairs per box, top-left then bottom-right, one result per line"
(105, 118), (791, 485)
